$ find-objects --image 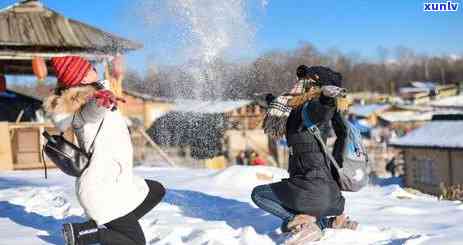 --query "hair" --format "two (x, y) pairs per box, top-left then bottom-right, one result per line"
(53, 81), (104, 96)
